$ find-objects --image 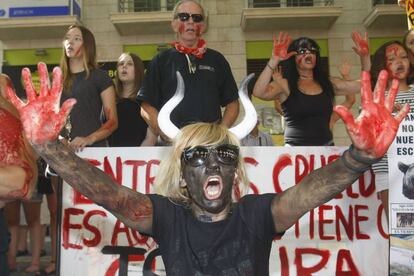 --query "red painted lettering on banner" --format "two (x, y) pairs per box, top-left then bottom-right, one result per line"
(295, 248), (330, 275)
(145, 159), (160, 194)
(104, 156), (123, 184)
(355, 205), (370, 239)
(279, 246), (289, 276)
(83, 210), (107, 247)
(294, 204), (372, 241)
(335, 249), (360, 275)
(111, 219), (134, 245)
(63, 208), (84, 249)
(273, 154), (292, 193)
(335, 205), (354, 241)
(319, 205), (335, 240)
(124, 160), (146, 191)
(244, 157), (260, 194)
(377, 204), (388, 239)
(73, 158), (102, 205)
